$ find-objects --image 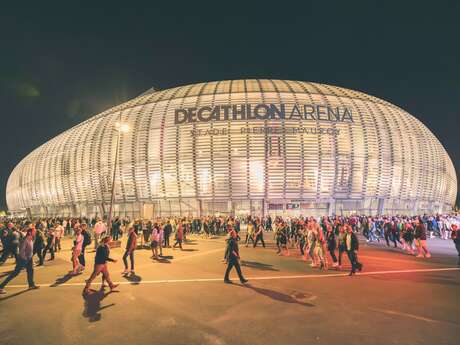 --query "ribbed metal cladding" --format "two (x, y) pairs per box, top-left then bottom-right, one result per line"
(6, 80), (457, 217)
